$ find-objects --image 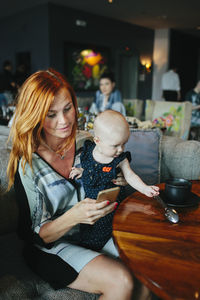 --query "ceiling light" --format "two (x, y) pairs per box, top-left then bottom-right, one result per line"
(108, 0), (113, 3)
